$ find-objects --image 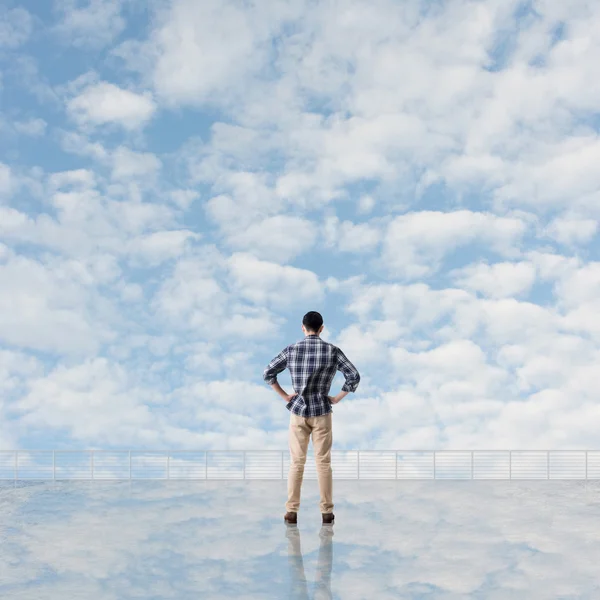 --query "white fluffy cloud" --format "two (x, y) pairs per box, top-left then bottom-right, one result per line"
(227, 215), (317, 262)
(0, 7), (33, 49)
(54, 0), (126, 48)
(0, 163), (11, 199)
(381, 211), (528, 279)
(323, 215), (382, 253)
(553, 262), (600, 310)
(13, 358), (163, 445)
(147, 0), (297, 106)
(111, 147), (162, 180)
(126, 230), (200, 266)
(13, 118), (47, 136)
(451, 261), (537, 299)
(390, 339), (508, 399)
(67, 82), (157, 130)
(152, 249), (285, 340)
(227, 252), (323, 308)
(544, 214), (598, 246)
(0, 190), (177, 259)
(0, 253), (114, 356)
